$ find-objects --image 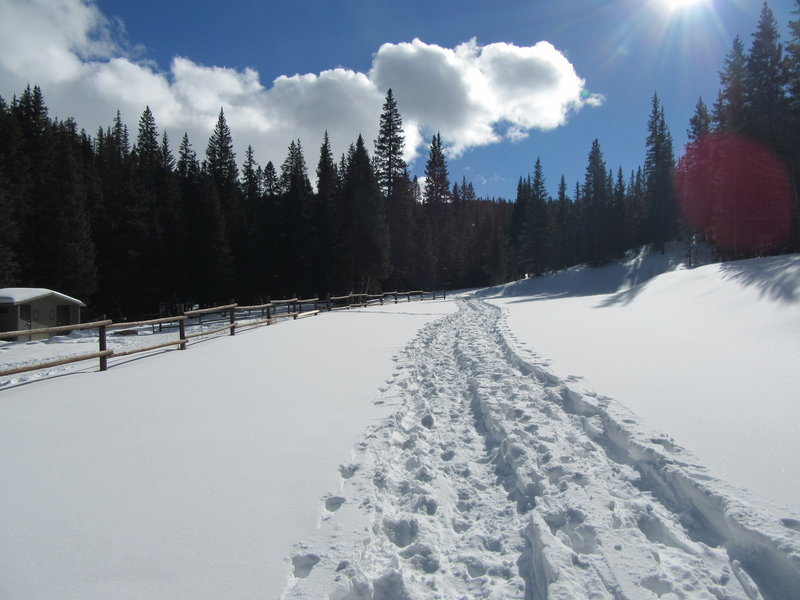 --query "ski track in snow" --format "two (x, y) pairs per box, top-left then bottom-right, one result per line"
(283, 297), (800, 600)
